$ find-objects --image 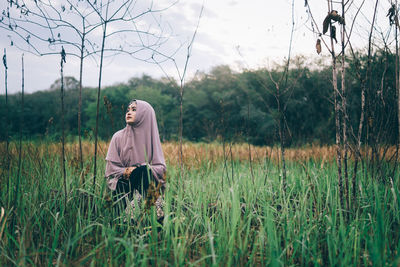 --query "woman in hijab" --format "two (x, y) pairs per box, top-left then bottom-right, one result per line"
(105, 99), (166, 219)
